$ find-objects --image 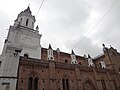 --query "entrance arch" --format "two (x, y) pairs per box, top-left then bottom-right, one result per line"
(82, 78), (96, 90)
